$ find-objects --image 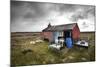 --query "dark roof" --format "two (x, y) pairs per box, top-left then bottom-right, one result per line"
(43, 23), (77, 32)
